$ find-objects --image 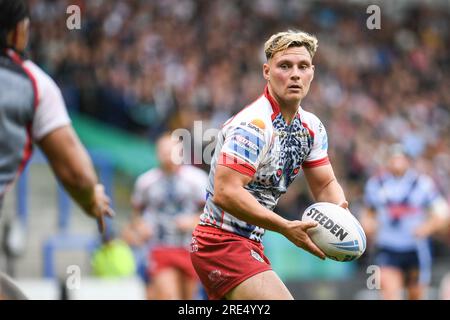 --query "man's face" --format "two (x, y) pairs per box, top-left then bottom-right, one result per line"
(157, 136), (180, 173)
(388, 154), (409, 176)
(263, 46), (315, 105)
